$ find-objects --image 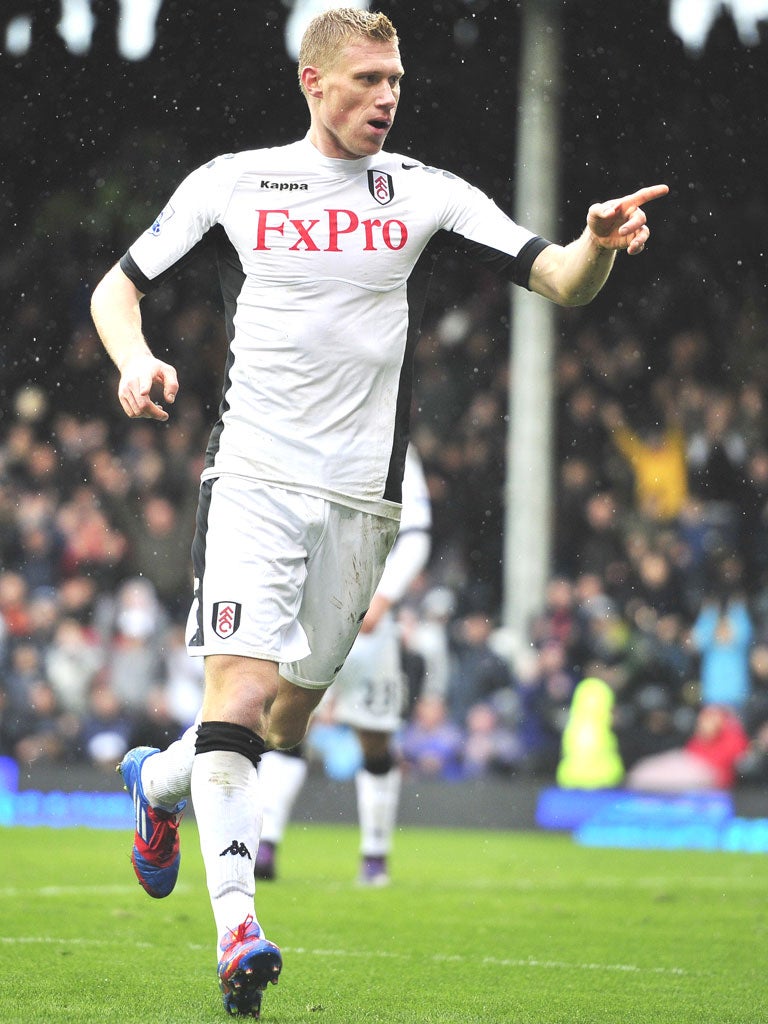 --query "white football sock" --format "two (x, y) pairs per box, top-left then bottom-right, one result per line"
(191, 749), (261, 949)
(141, 724), (197, 811)
(356, 765), (402, 857)
(258, 750), (308, 844)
